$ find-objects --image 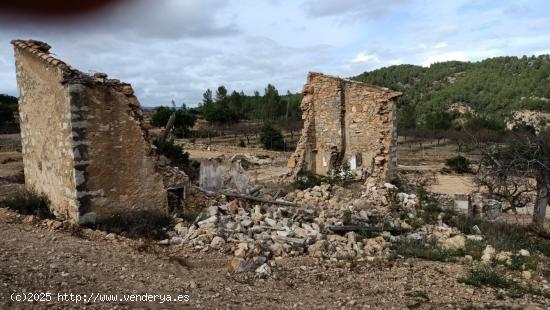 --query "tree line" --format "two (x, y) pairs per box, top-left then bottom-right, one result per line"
(354, 55), (550, 130)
